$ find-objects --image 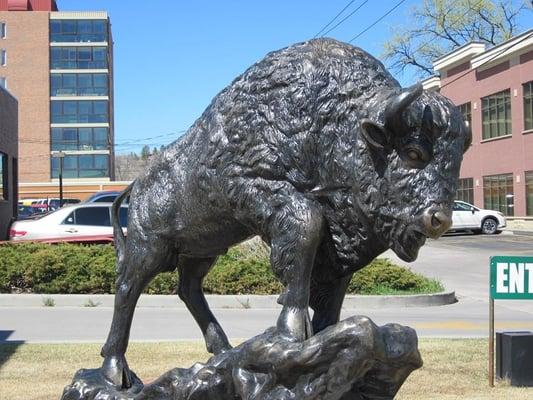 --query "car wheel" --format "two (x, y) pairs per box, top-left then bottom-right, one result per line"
(481, 218), (498, 235)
